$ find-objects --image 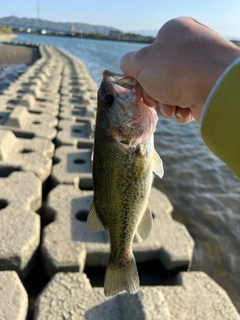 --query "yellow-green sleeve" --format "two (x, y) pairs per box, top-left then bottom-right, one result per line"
(201, 57), (240, 178)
